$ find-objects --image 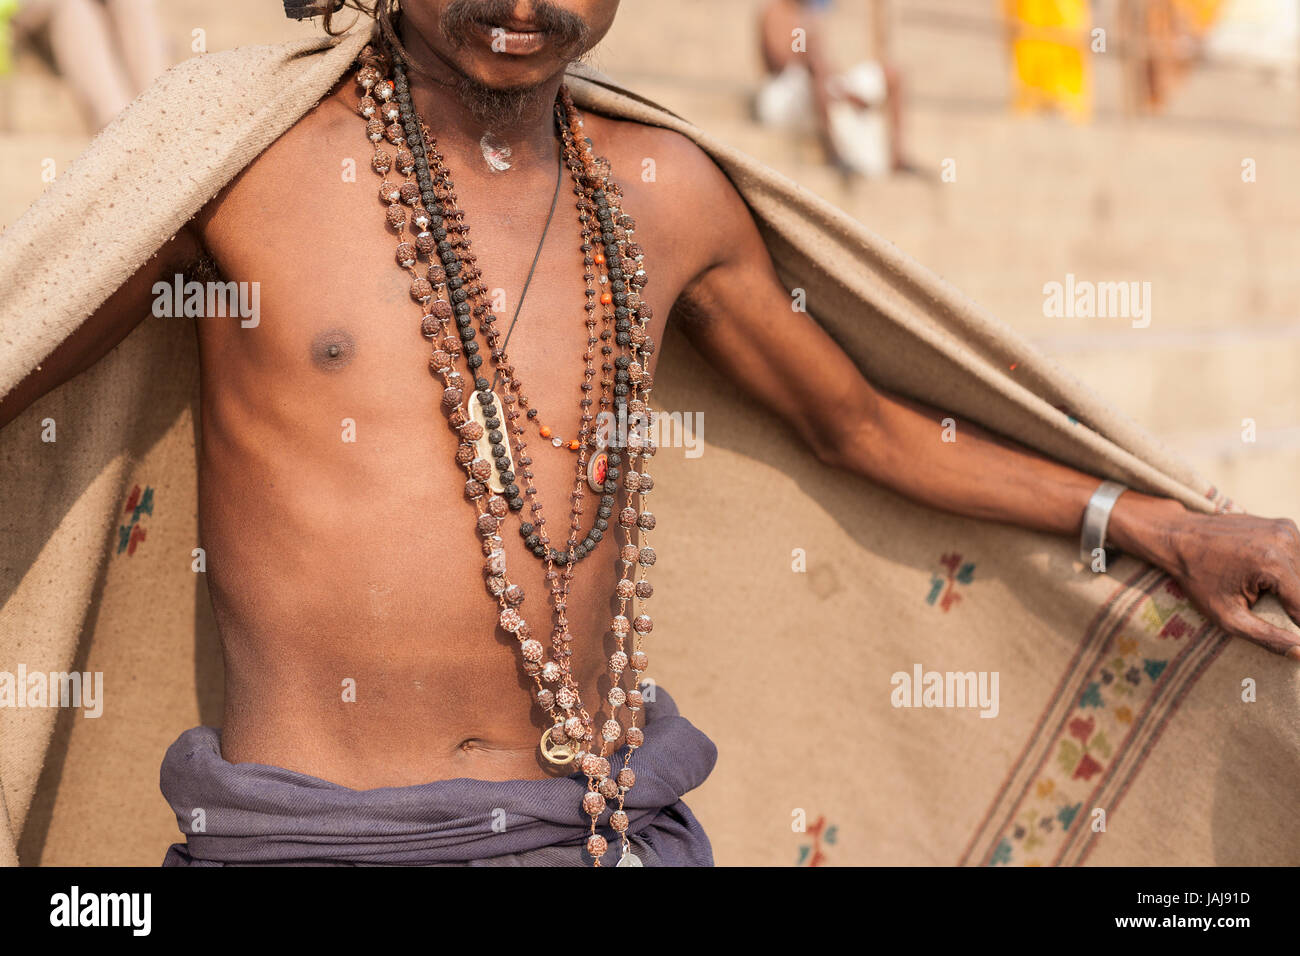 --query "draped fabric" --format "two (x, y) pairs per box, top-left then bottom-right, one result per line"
(1, 19), (1296, 867)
